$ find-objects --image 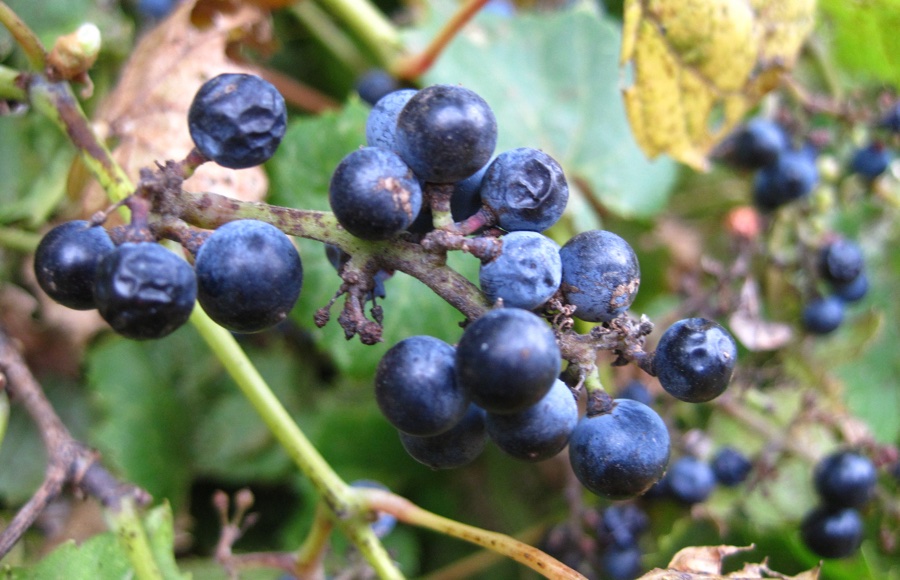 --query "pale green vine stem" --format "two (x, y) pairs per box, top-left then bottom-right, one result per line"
(105, 498), (164, 580)
(0, 64), (26, 101)
(313, 0), (404, 66)
(290, 1), (369, 72)
(0, 2), (46, 70)
(190, 308), (404, 579)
